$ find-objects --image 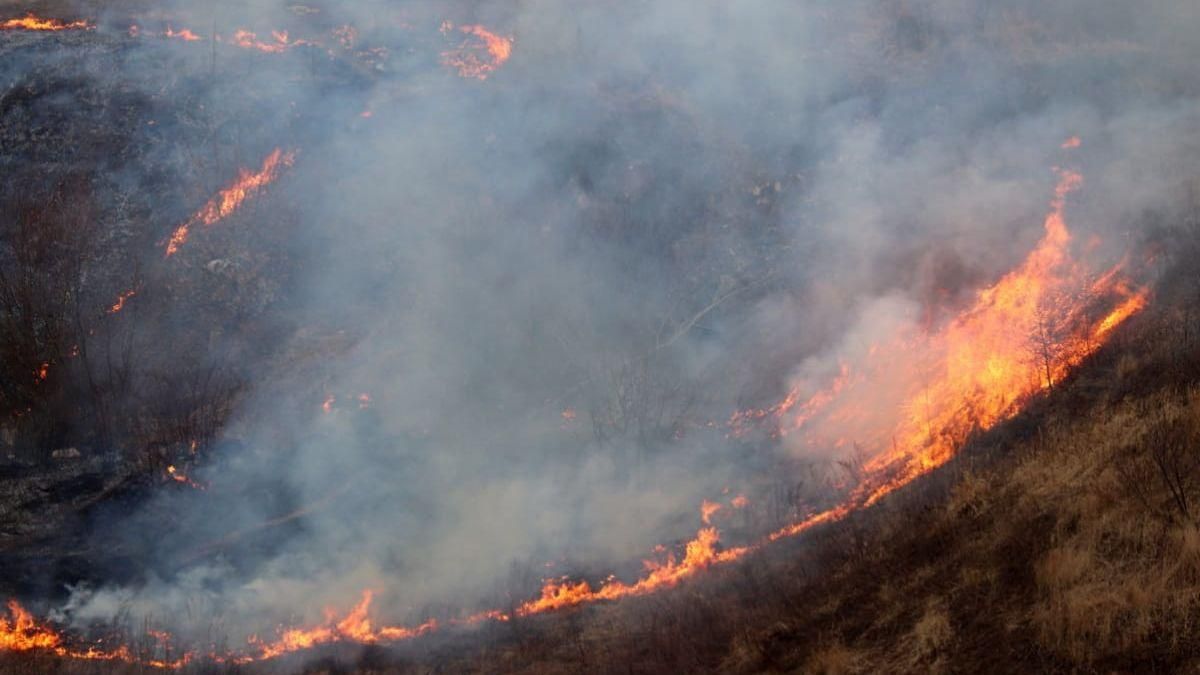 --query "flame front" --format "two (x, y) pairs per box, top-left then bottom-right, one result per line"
(164, 148), (295, 257)
(1, 15), (91, 31)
